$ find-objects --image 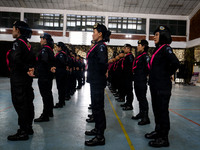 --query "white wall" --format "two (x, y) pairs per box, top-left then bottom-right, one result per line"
(0, 31), (187, 48)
